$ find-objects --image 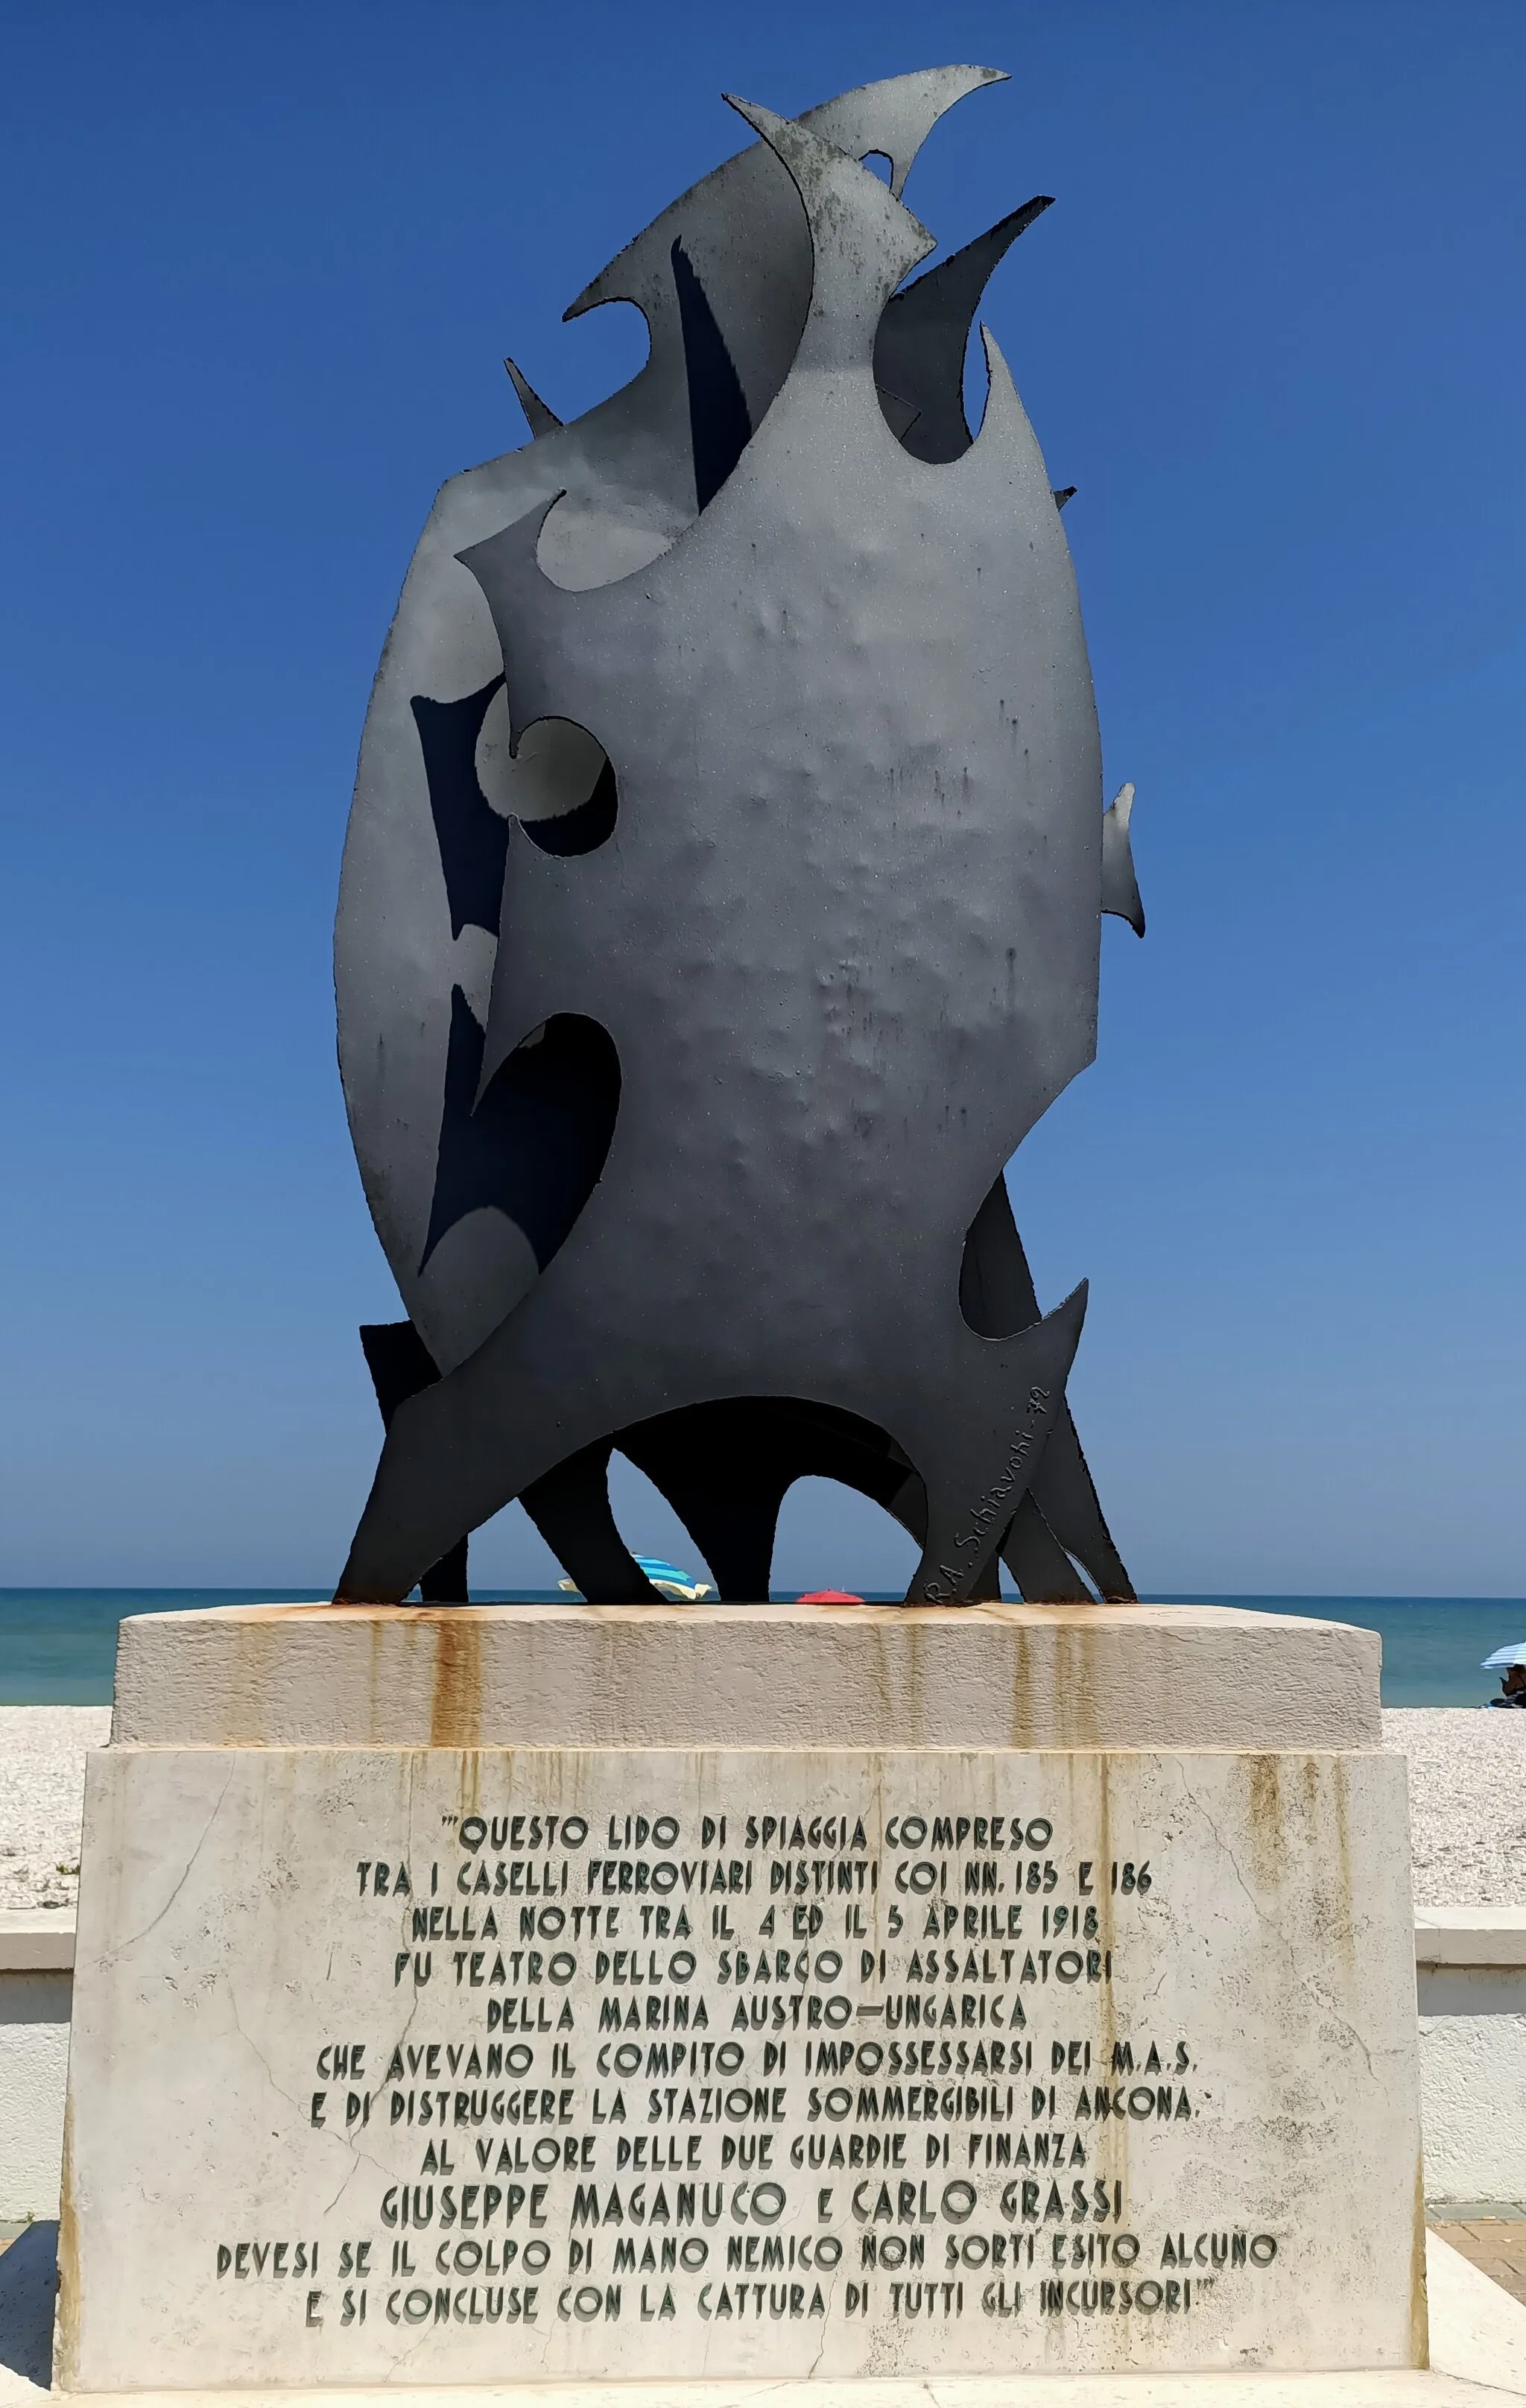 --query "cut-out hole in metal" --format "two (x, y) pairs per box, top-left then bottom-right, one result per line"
(420, 999), (620, 1275)
(874, 197), (1053, 464)
(522, 758), (616, 854)
(412, 677), (509, 939)
(476, 706), (618, 855)
(671, 236), (753, 513)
